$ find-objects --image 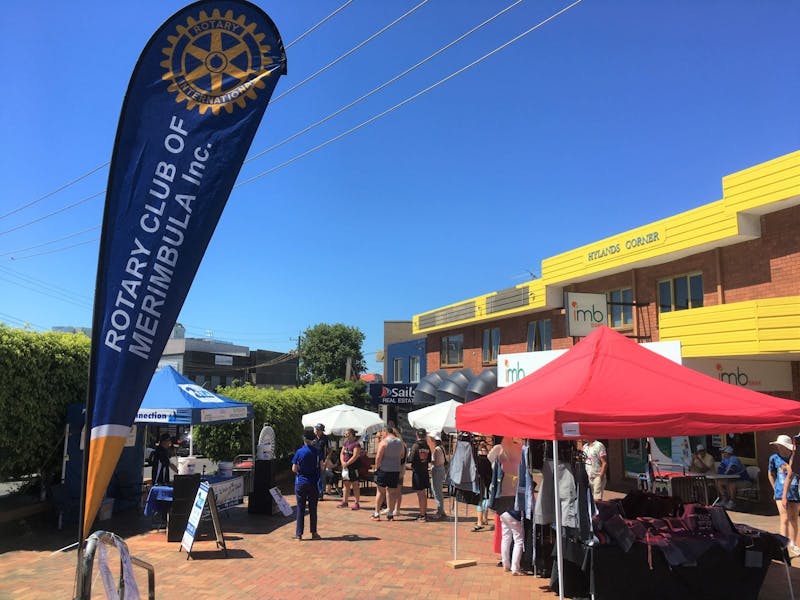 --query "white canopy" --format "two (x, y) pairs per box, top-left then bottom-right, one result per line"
(301, 403), (384, 436)
(407, 399), (462, 438)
